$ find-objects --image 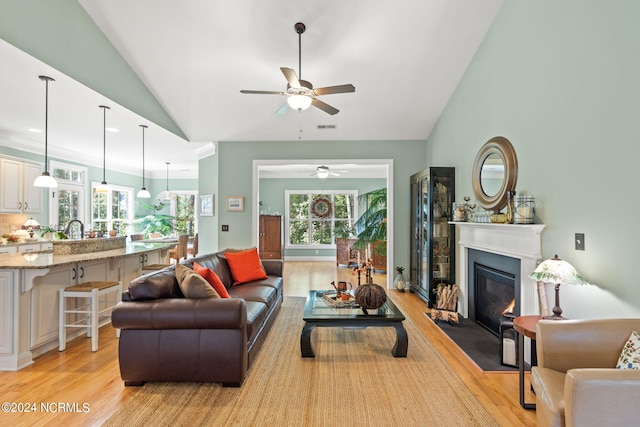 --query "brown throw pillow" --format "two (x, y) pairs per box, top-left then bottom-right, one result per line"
(175, 264), (220, 299)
